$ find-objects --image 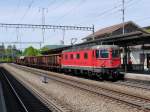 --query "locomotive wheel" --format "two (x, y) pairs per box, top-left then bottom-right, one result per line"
(118, 73), (125, 80)
(101, 73), (109, 80)
(87, 71), (92, 77)
(111, 72), (119, 81)
(74, 69), (80, 75)
(96, 73), (103, 80)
